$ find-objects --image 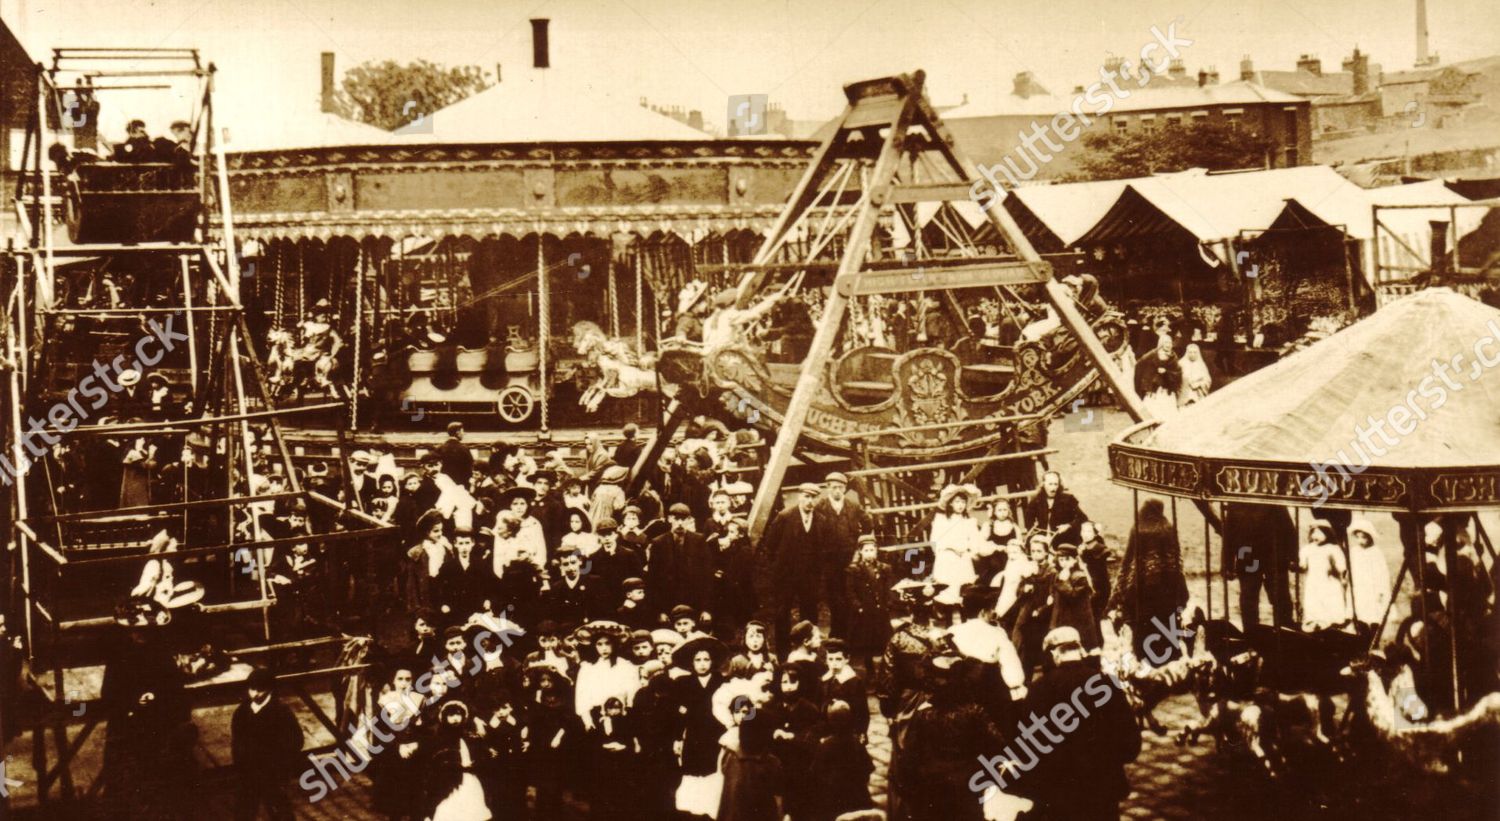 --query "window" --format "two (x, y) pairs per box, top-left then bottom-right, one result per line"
(1165, 114), (1184, 128)
(1113, 116), (1129, 132)
(1191, 110), (1209, 123)
(1224, 108), (1243, 131)
(1139, 113), (1156, 133)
